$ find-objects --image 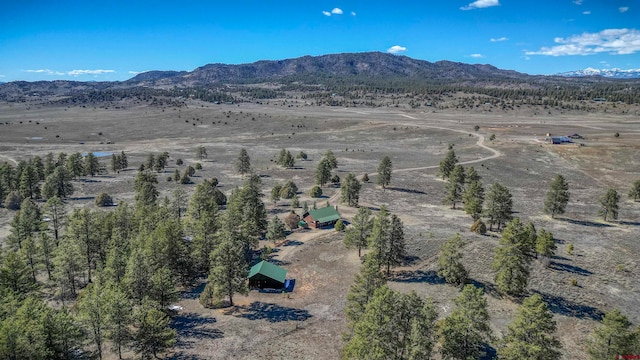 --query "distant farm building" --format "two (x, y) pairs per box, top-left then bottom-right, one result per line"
(248, 261), (287, 289)
(302, 205), (341, 228)
(546, 136), (572, 144)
